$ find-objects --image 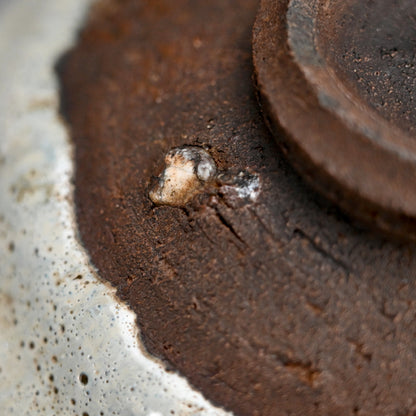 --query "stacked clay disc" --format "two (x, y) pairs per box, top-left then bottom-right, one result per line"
(58, 1), (416, 415)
